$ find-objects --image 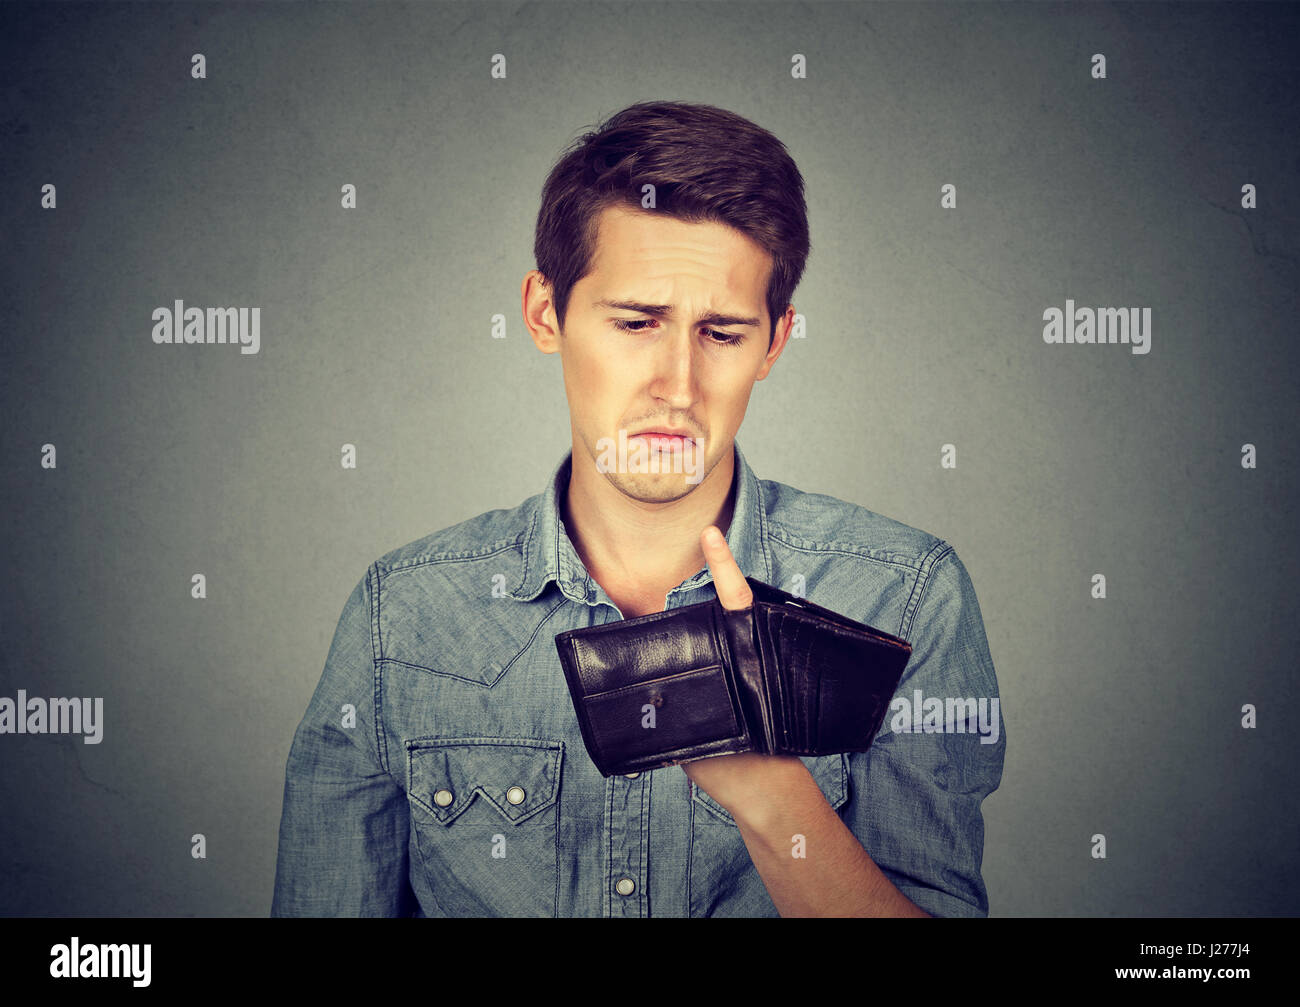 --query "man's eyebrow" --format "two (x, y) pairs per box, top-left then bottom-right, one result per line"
(594, 299), (762, 328)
